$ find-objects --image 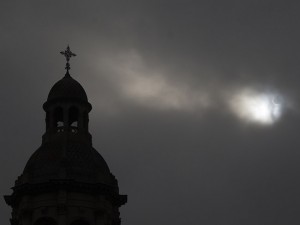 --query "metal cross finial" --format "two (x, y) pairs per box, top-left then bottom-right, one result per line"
(60, 45), (76, 73)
